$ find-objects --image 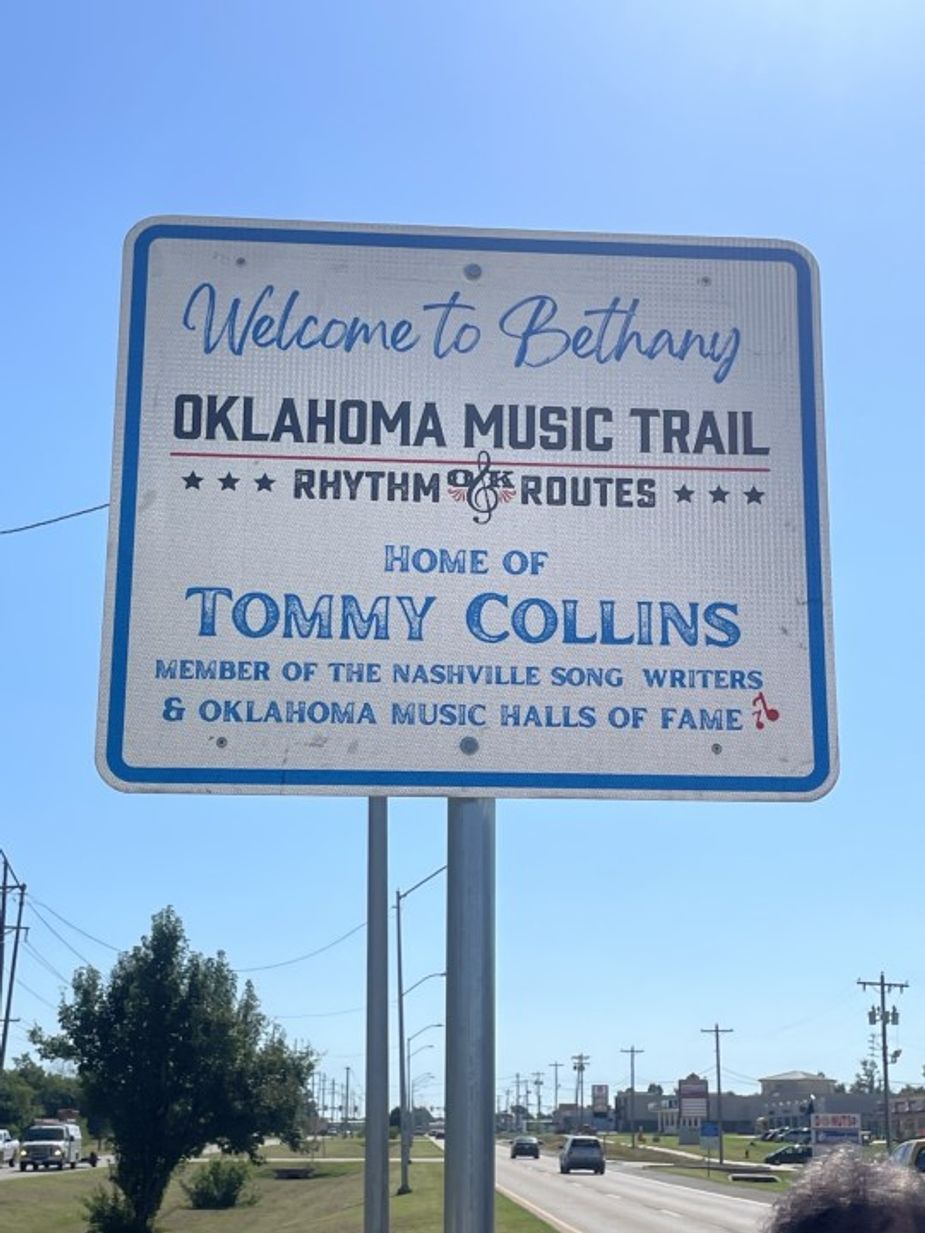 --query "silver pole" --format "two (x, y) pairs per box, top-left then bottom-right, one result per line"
(445, 797), (495, 1233)
(396, 886), (411, 1194)
(365, 797), (389, 1233)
